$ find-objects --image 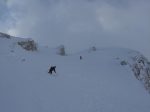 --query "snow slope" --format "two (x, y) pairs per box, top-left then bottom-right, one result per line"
(0, 33), (150, 112)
